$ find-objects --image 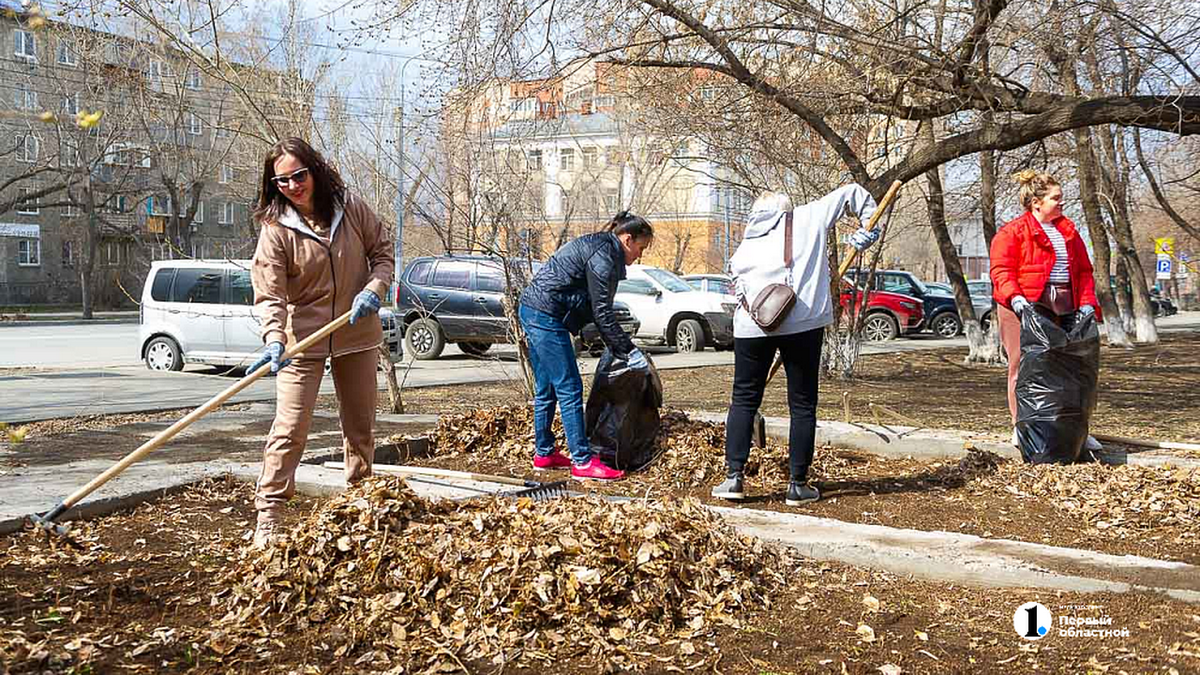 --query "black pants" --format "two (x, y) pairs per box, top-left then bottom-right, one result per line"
(725, 327), (824, 481)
